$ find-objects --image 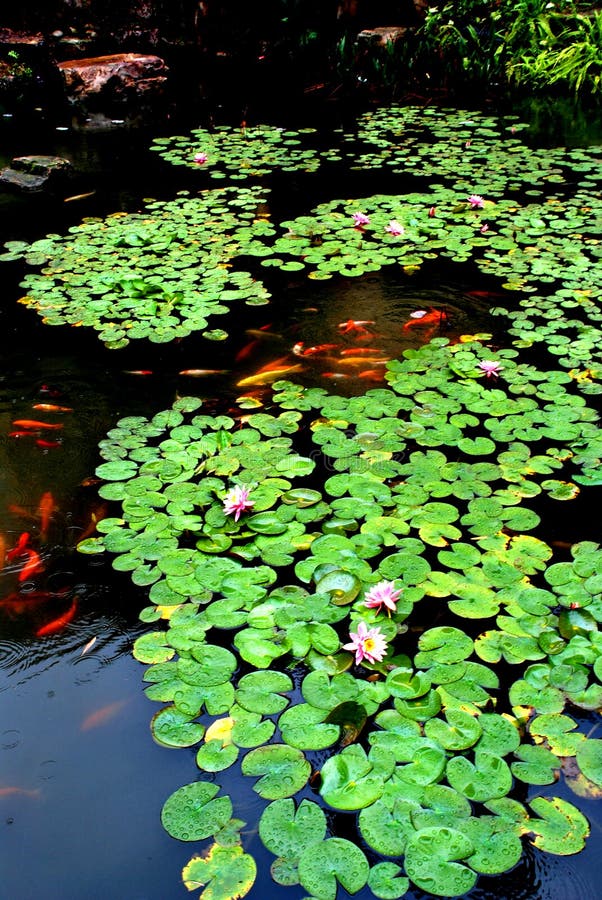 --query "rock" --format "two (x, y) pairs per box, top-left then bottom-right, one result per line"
(0, 155), (73, 192)
(57, 53), (169, 124)
(356, 26), (410, 47)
